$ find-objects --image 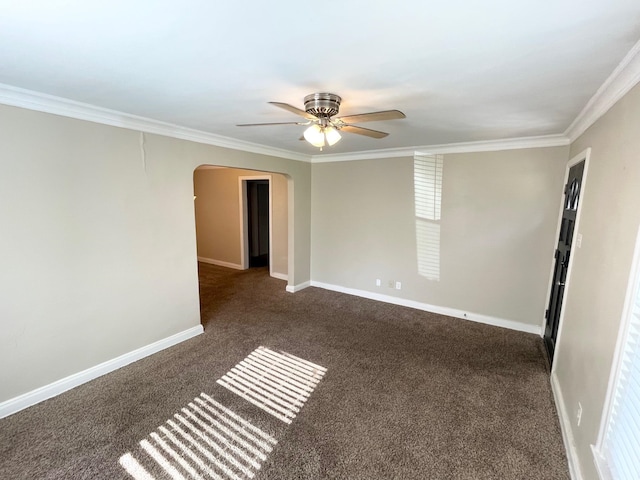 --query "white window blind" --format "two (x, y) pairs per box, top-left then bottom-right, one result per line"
(594, 231), (640, 480)
(414, 154), (443, 281)
(414, 154), (443, 221)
